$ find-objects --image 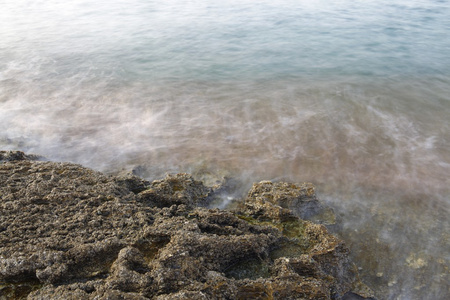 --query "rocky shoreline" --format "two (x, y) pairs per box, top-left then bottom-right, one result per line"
(1, 151), (374, 299)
